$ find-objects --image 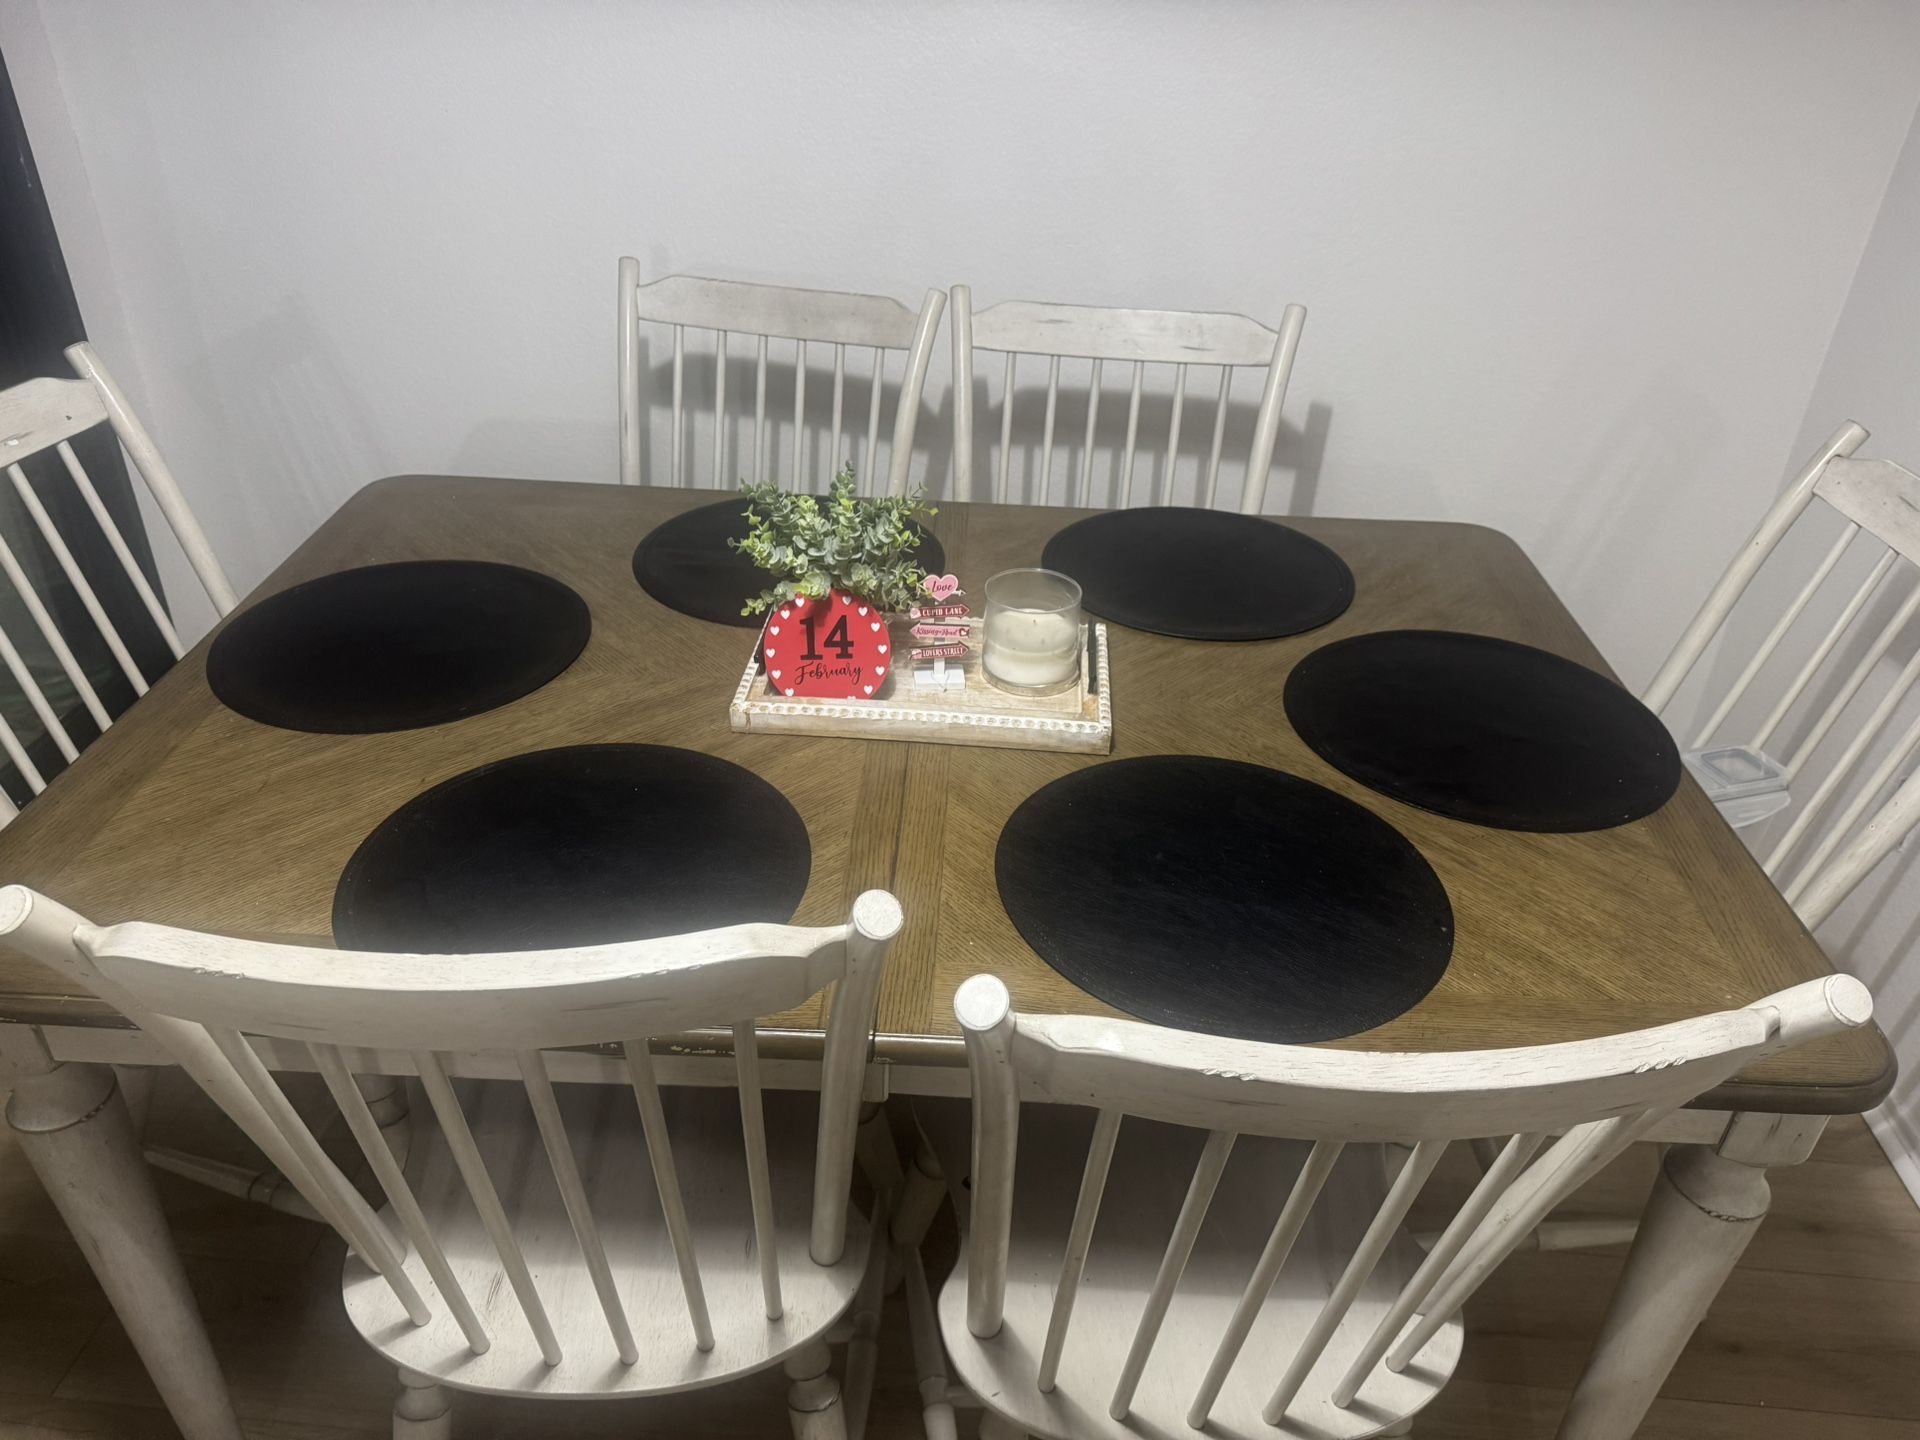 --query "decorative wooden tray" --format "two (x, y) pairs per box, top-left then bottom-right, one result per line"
(729, 619), (1112, 752)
